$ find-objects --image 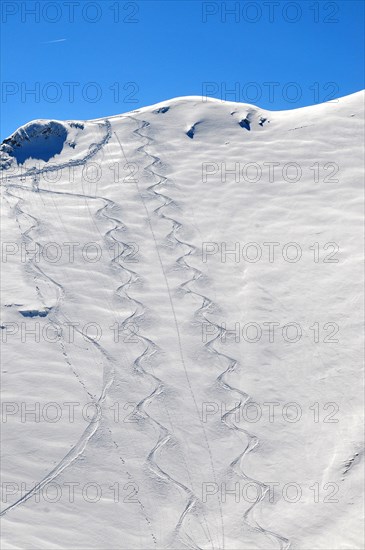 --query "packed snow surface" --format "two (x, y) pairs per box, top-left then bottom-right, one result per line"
(0, 92), (364, 549)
